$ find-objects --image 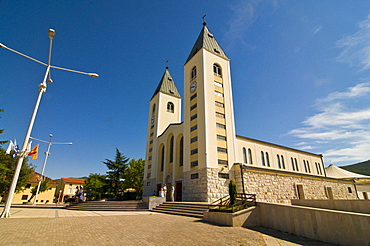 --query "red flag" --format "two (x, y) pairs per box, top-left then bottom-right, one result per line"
(28, 144), (39, 160)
